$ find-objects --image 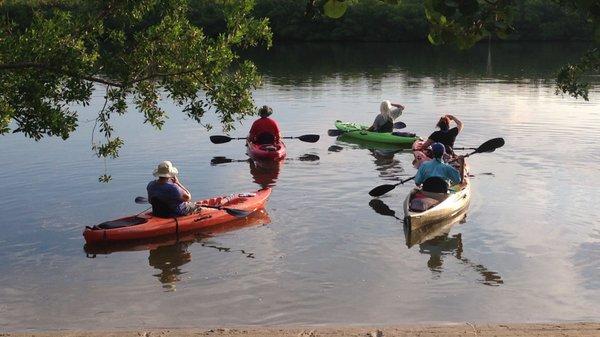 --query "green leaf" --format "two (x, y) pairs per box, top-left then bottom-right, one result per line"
(323, 0), (348, 19)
